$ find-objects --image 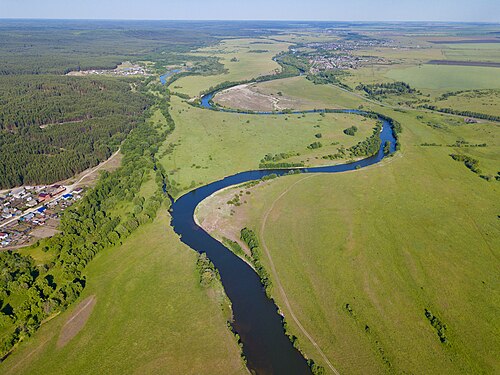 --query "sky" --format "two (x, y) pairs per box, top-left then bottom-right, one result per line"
(1, 0), (499, 22)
